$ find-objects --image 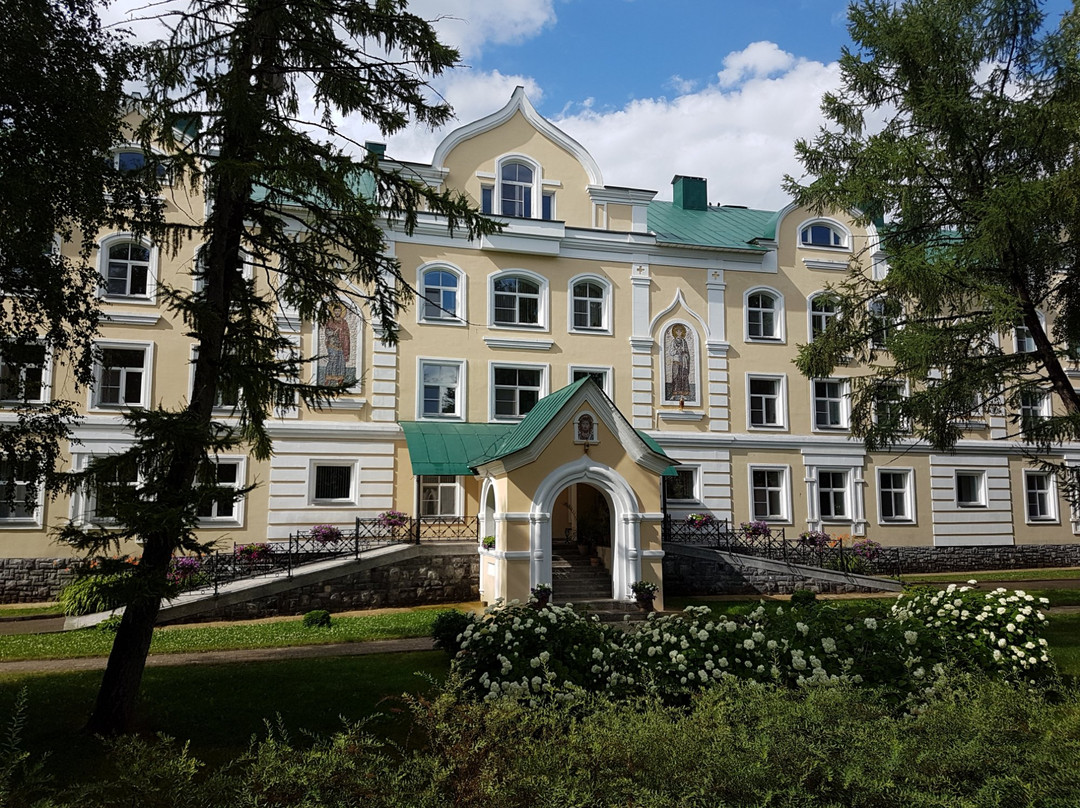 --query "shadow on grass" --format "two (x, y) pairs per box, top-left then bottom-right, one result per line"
(0, 651), (449, 786)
